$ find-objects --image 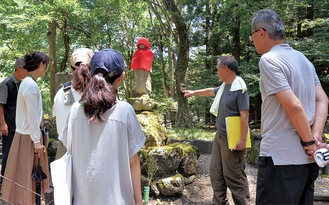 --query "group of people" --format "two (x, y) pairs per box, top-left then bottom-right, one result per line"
(0, 8), (328, 205)
(183, 9), (329, 205)
(0, 48), (146, 204)
(0, 52), (50, 204)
